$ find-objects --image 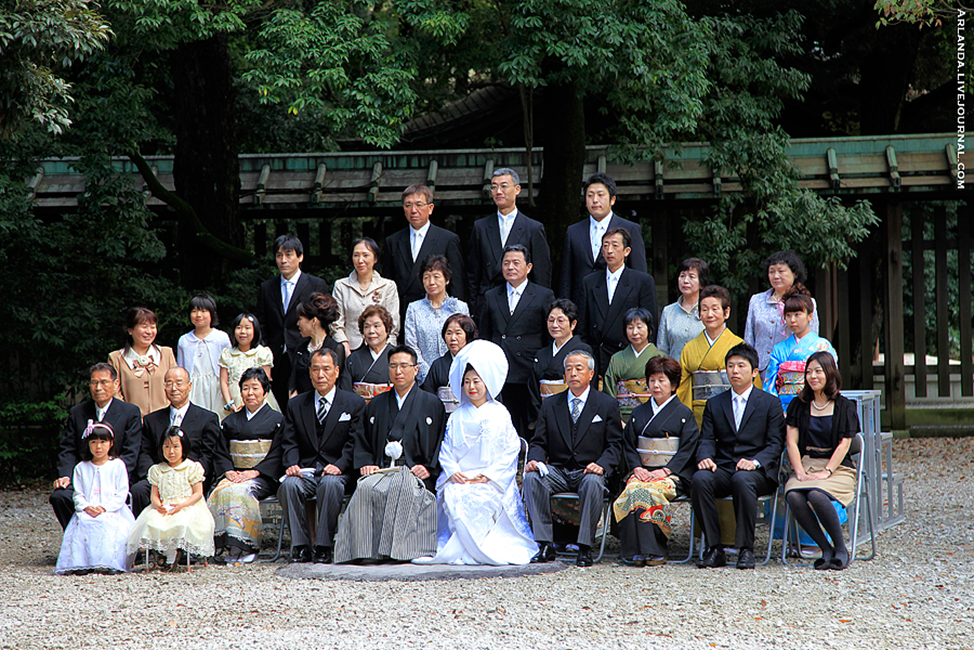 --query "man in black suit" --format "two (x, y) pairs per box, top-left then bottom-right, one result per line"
(578, 227), (658, 377)
(466, 168), (551, 319)
(135, 367), (221, 512)
(480, 244), (556, 437)
(692, 343), (785, 570)
(255, 234), (330, 408)
(559, 173), (648, 306)
(523, 350), (623, 567)
(382, 184), (466, 324)
(277, 347), (364, 564)
(50, 363), (143, 529)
